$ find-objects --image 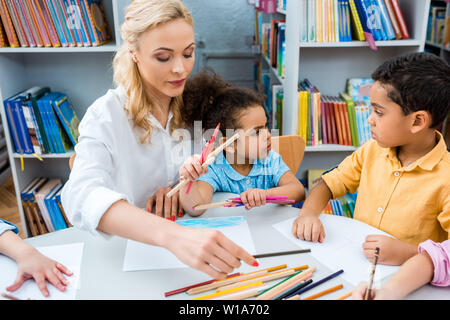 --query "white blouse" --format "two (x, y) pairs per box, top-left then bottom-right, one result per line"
(61, 87), (196, 238)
